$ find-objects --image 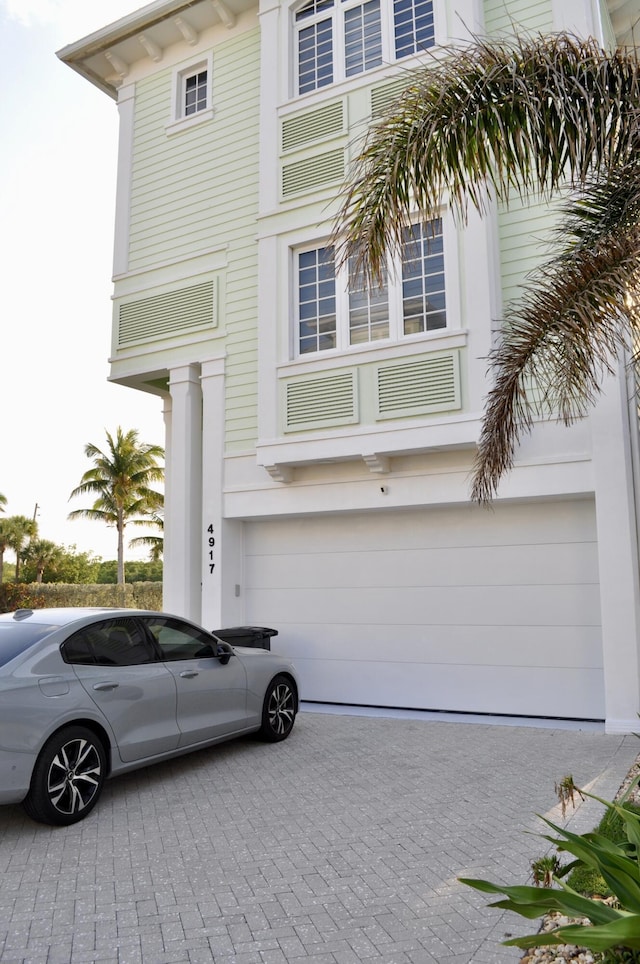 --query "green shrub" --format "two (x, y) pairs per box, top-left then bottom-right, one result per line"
(0, 582), (163, 613)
